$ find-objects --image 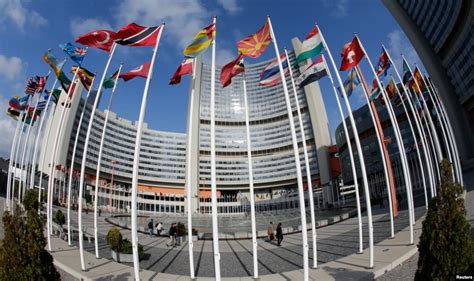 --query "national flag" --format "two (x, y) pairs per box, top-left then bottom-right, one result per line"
(375, 48), (391, 78)
(25, 78), (37, 95)
(170, 58), (193, 85)
(295, 26), (324, 65)
(7, 107), (21, 120)
(412, 66), (424, 92)
(45, 89), (62, 104)
(103, 69), (120, 89)
(58, 71), (72, 92)
(296, 56), (328, 88)
(183, 23), (216, 58)
(259, 53), (289, 86)
(43, 50), (65, 77)
(115, 23), (161, 47)
(35, 76), (47, 92)
(380, 78), (397, 106)
(75, 30), (117, 52)
(71, 66), (95, 91)
(120, 61), (151, 81)
(37, 100), (47, 111)
(220, 55), (244, 88)
(402, 59), (412, 86)
(370, 80), (381, 101)
(340, 36), (365, 71)
(59, 43), (87, 65)
(237, 21), (271, 58)
(8, 96), (26, 110)
(338, 68), (360, 97)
